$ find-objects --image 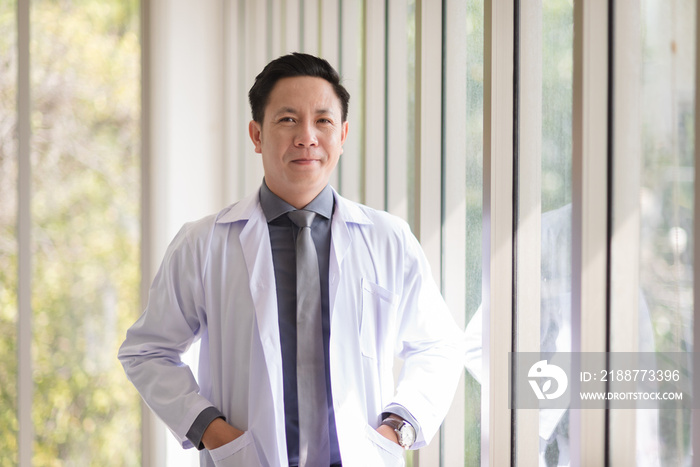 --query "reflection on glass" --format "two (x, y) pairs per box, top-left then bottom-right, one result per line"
(639, 0), (695, 464)
(540, 1), (573, 465)
(0, 0), (18, 464)
(30, 1), (141, 464)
